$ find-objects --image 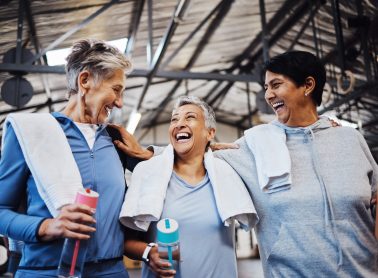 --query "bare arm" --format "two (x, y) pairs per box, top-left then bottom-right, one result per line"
(124, 227), (175, 277)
